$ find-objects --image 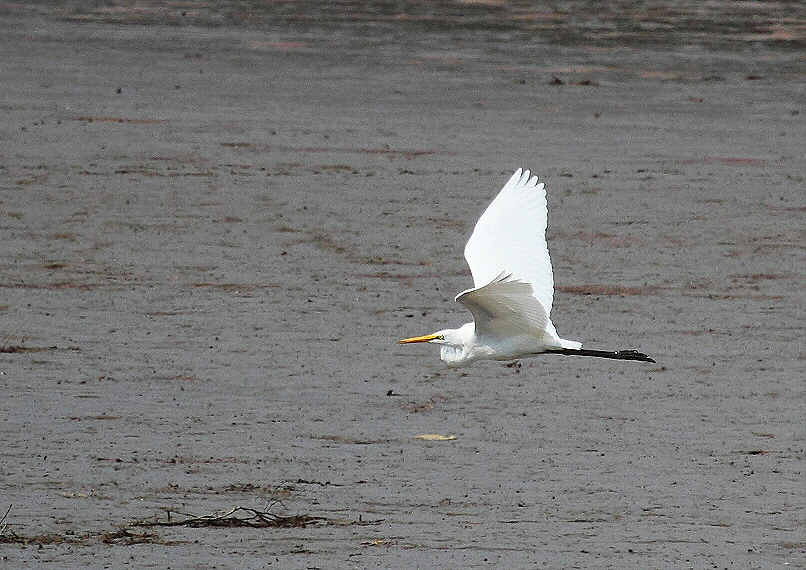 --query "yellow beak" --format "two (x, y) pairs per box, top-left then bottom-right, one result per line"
(398, 333), (441, 344)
